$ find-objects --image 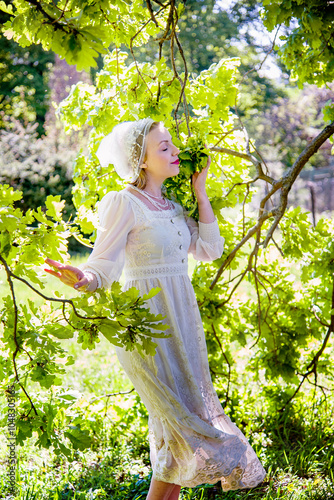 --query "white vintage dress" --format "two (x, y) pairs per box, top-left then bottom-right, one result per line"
(80, 189), (266, 490)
